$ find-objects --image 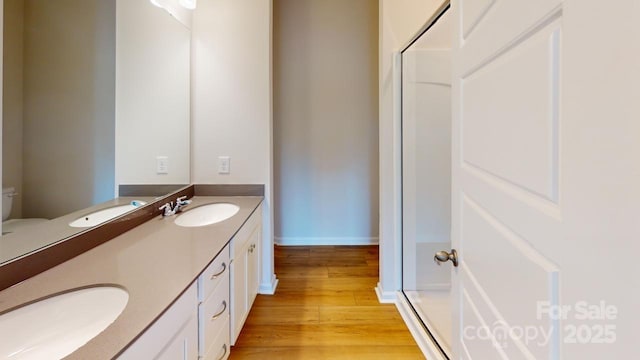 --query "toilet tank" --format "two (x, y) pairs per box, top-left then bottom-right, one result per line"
(2, 187), (15, 221)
